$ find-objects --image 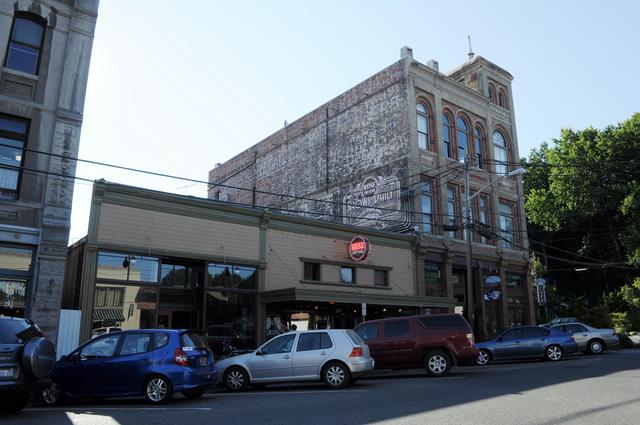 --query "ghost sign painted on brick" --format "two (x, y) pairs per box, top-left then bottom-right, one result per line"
(342, 175), (401, 229)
